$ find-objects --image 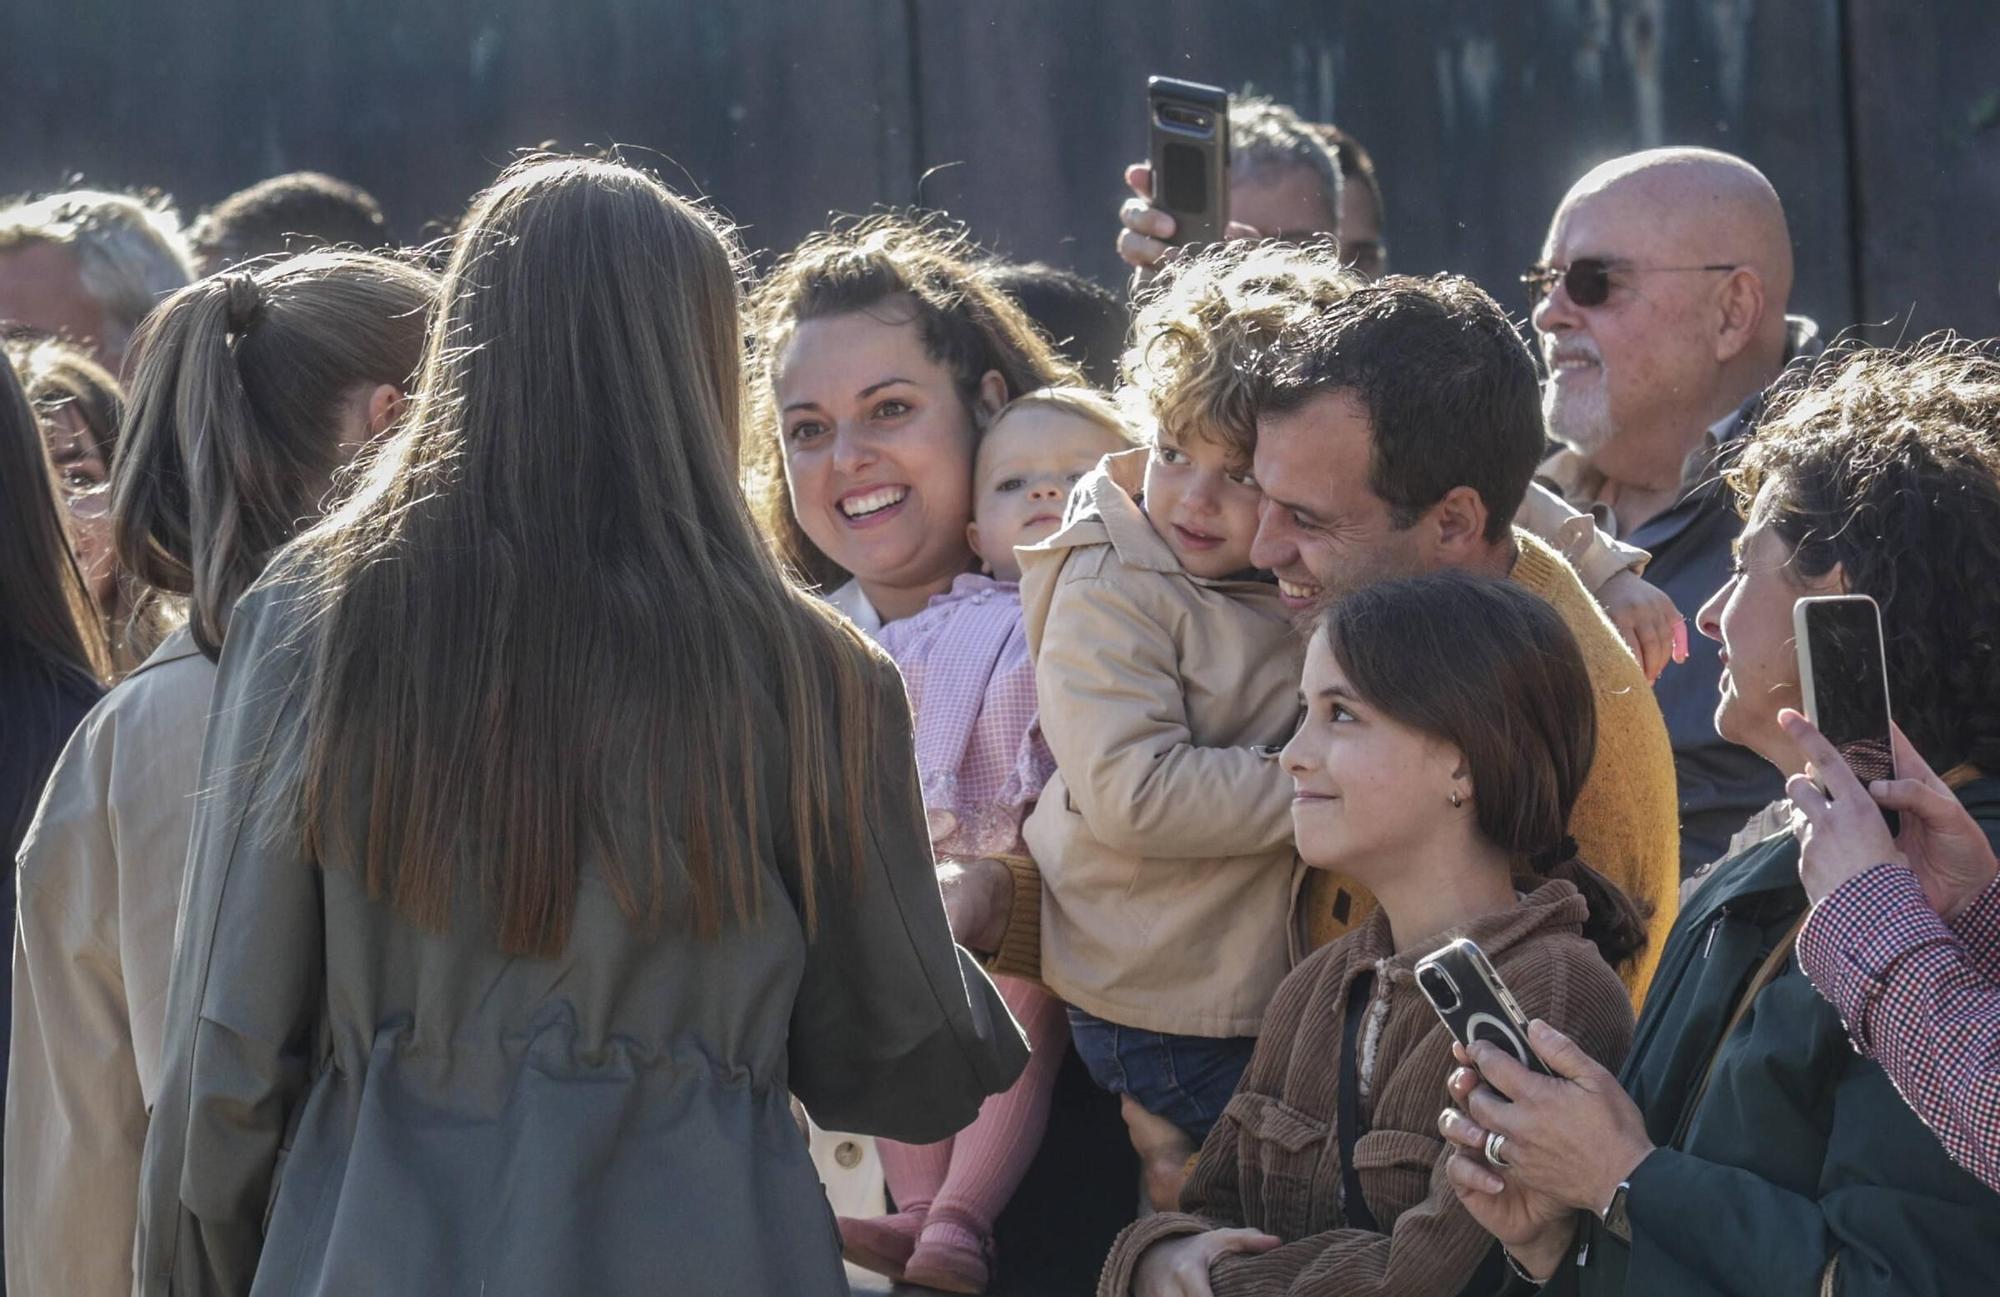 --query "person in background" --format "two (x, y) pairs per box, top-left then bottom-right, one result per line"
(0, 349), (107, 1297)
(0, 190), (194, 377)
(1530, 146), (1822, 874)
(1103, 573), (1640, 1297)
(1440, 337), (2000, 1295)
(1116, 94), (1343, 285)
(189, 171), (395, 274)
(751, 216), (1139, 1289)
(7, 250), (436, 1297)
(135, 158), (1027, 1297)
(1308, 122), (1388, 280)
(7, 335), (181, 674)
(985, 260), (1129, 390)
(0, 348), (105, 863)
(840, 389), (1136, 1293)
